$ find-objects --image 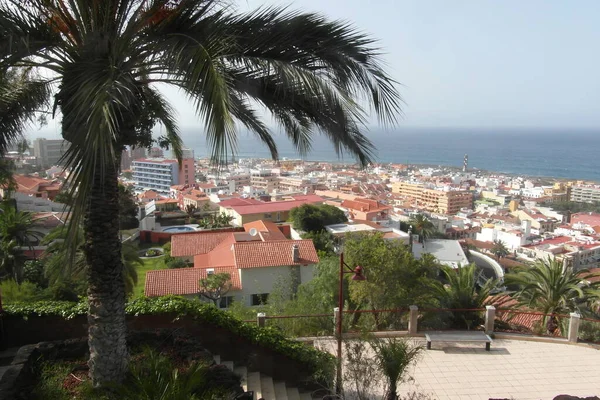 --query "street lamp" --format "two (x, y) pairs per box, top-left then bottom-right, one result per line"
(335, 247), (365, 395)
